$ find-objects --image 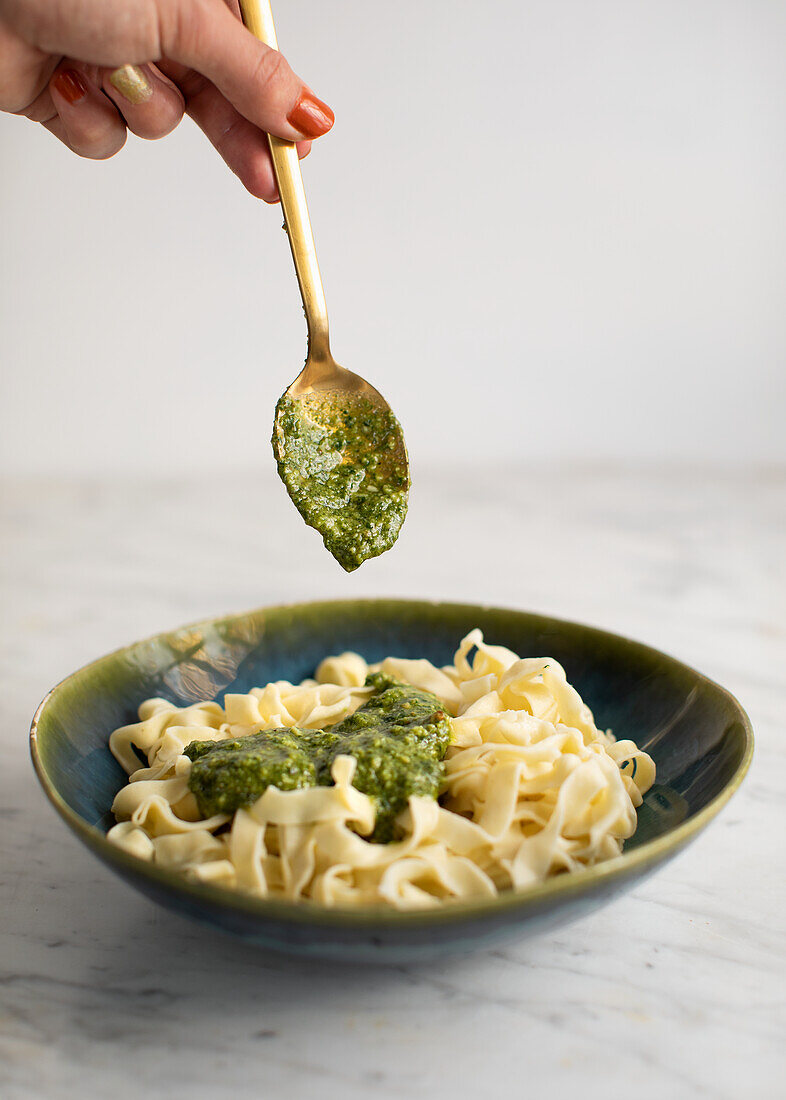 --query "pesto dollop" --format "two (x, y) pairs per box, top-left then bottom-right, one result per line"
(272, 391), (409, 572)
(334, 672), (452, 841)
(185, 728), (333, 816)
(184, 674), (451, 842)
